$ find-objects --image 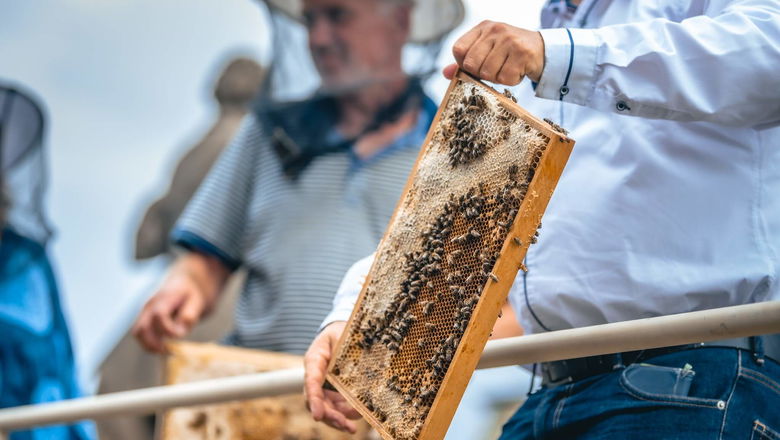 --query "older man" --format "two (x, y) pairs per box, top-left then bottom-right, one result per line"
(132, 0), (458, 355)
